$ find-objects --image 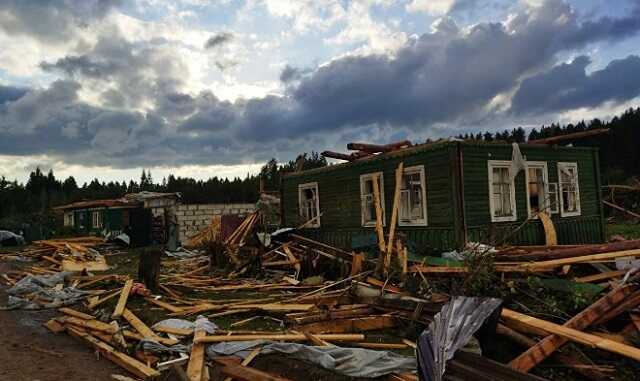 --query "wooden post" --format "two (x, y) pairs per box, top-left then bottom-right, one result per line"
(372, 175), (386, 274)
(386, 162), (404, 275)
(138, 247), (161, 292)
